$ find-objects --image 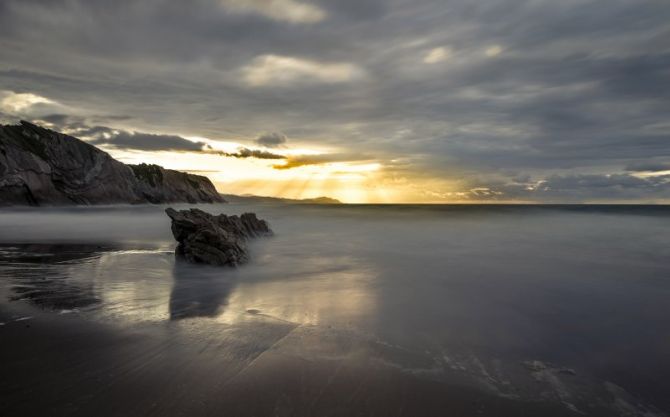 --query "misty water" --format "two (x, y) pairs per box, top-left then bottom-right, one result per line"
(1, 204), (669, 416)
